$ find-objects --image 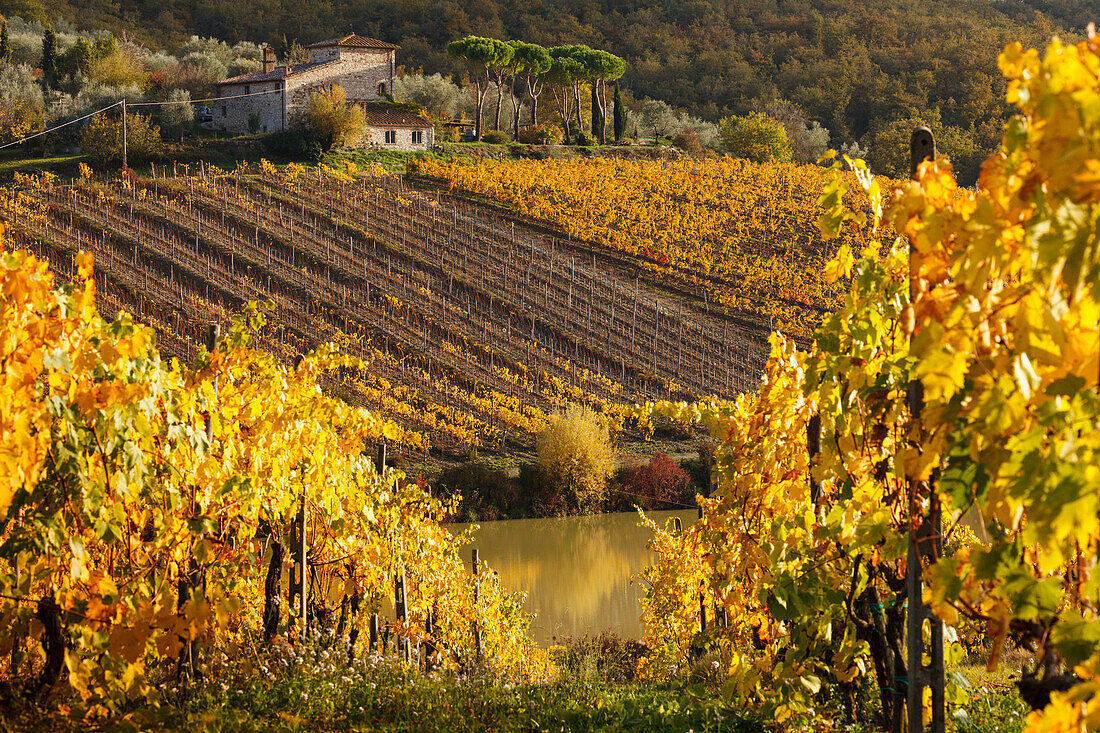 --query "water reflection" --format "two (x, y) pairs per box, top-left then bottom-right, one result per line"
(448, 509), (698, 646)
